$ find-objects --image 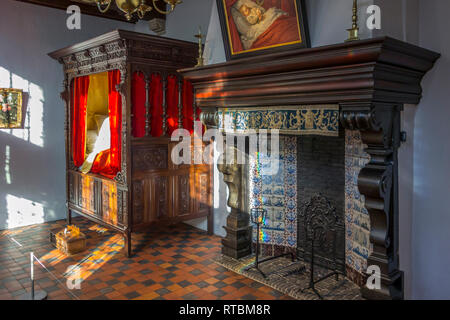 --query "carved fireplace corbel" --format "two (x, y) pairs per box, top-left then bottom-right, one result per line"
(341, 103), (403, 300)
